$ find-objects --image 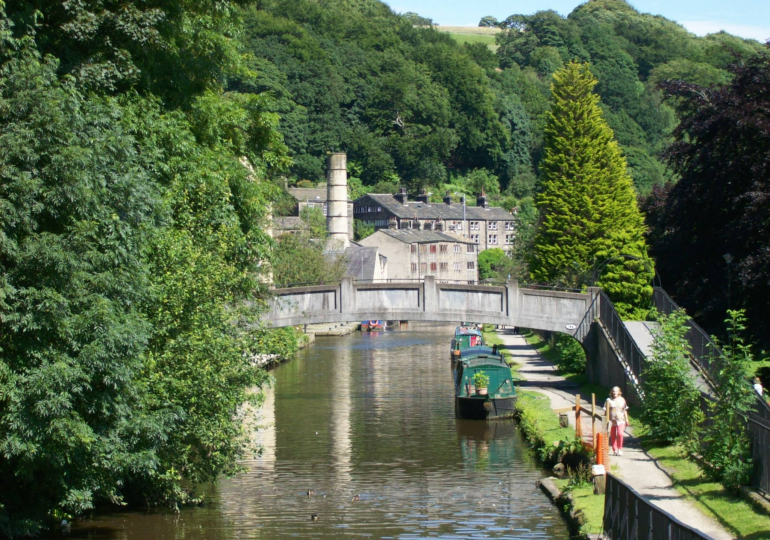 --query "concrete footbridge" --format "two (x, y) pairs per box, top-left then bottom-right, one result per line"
(263, 277), (599, 337)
